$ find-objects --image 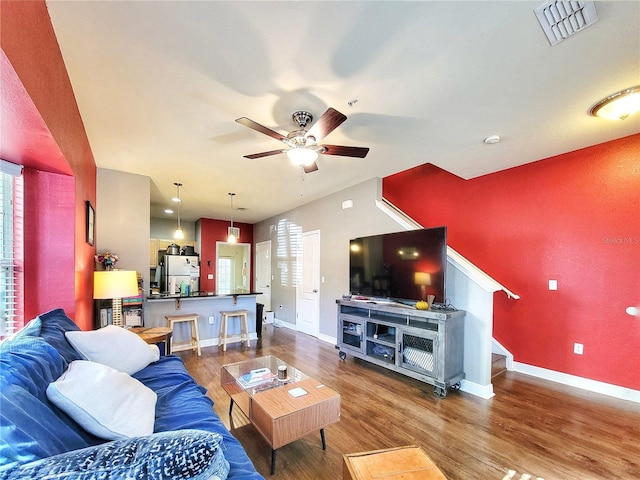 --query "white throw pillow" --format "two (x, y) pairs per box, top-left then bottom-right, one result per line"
(46, 360), (157, 440)
(66, 325), (160, 375)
